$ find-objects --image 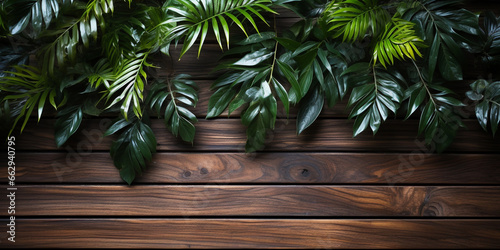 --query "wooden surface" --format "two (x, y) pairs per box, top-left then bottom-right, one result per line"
(2, 1), (500, 249)
(2, 219), (500, 249)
